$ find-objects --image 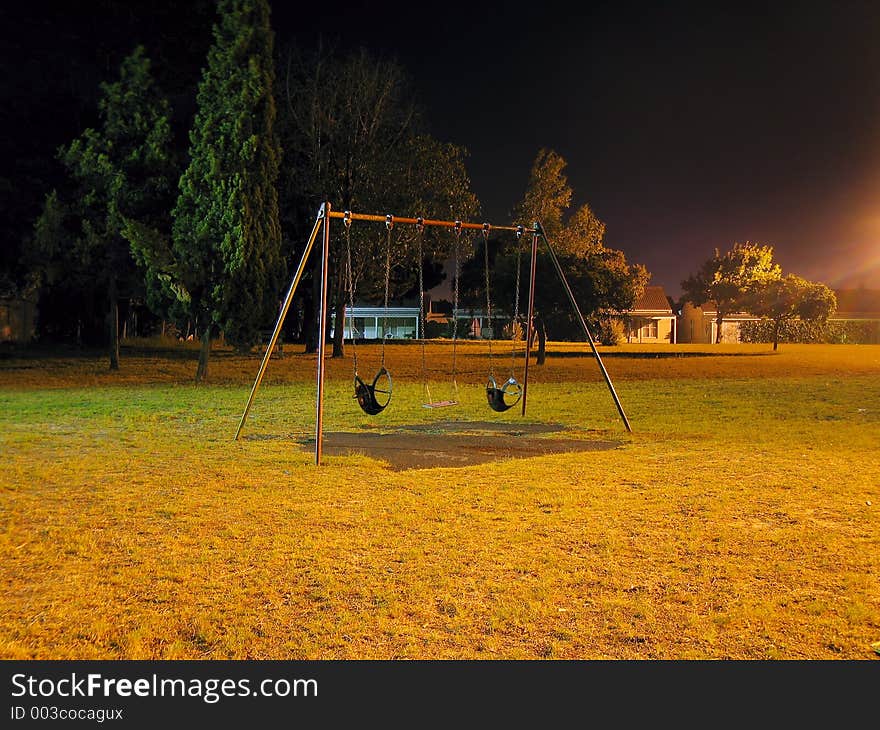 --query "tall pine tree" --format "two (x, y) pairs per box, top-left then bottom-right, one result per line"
(39, 46), (175, 368)
(172, 0), (282, 382)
